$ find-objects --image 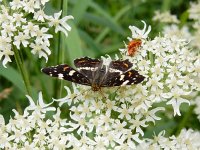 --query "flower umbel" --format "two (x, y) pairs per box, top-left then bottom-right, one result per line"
(0, 0), (73, 67)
